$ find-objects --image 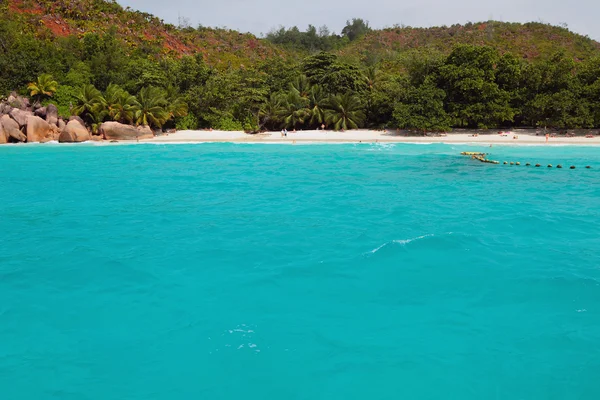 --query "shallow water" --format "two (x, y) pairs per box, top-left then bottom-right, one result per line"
(1, 143), (599, 399)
